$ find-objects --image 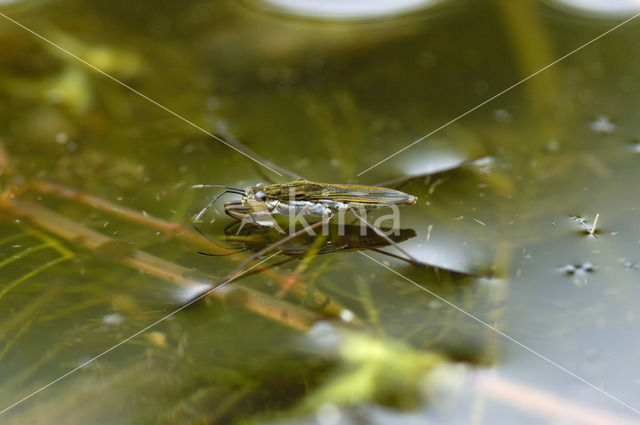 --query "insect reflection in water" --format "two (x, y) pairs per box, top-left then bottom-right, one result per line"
(225, 222), (416, 259)
(193, 178), (419, 263)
